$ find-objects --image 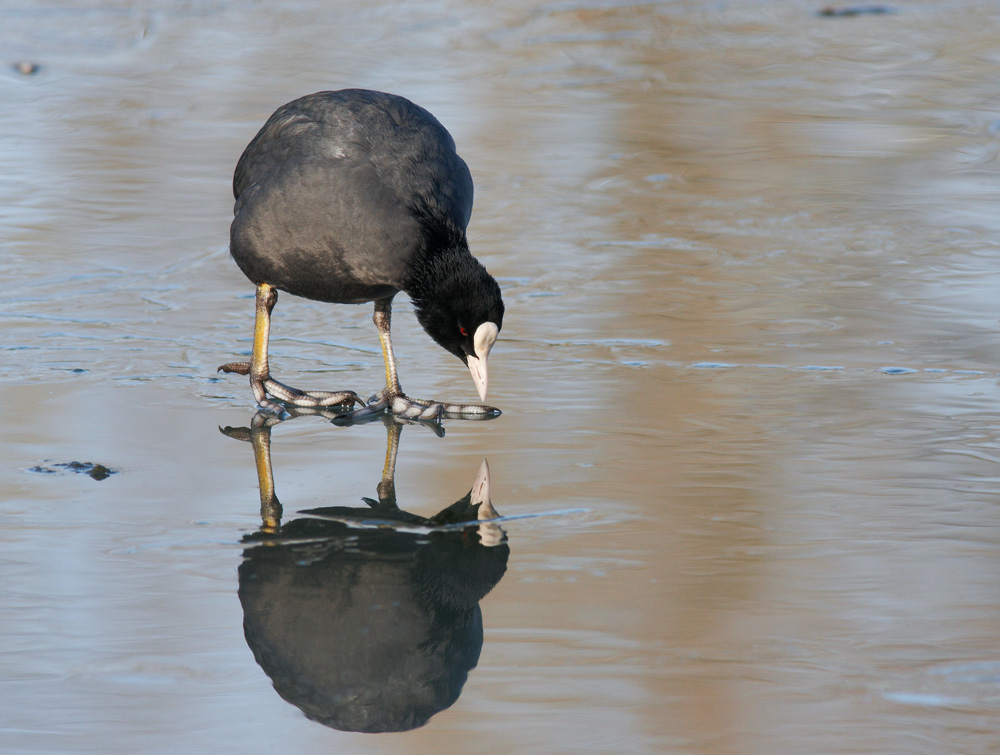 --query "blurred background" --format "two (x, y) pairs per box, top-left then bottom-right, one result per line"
(4, 0), (1000, 752)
